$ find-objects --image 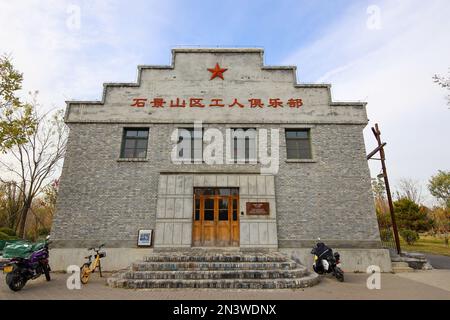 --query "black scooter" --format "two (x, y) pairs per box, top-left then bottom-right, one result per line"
(311, 241), (344, 282)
